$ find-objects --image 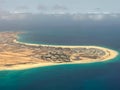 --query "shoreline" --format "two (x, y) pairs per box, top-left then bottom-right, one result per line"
(14, 39), (116, 49)
(0, 52), (118, 71)
(0, 32), (119, 71)
(6, 39), (117, 71)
